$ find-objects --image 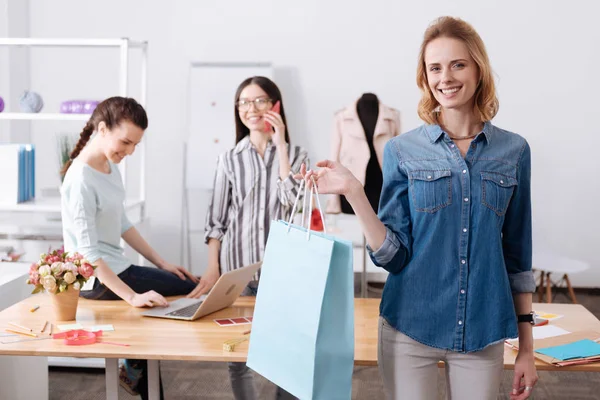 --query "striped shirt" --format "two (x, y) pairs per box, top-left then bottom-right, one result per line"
(205, 136), (309, 277)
